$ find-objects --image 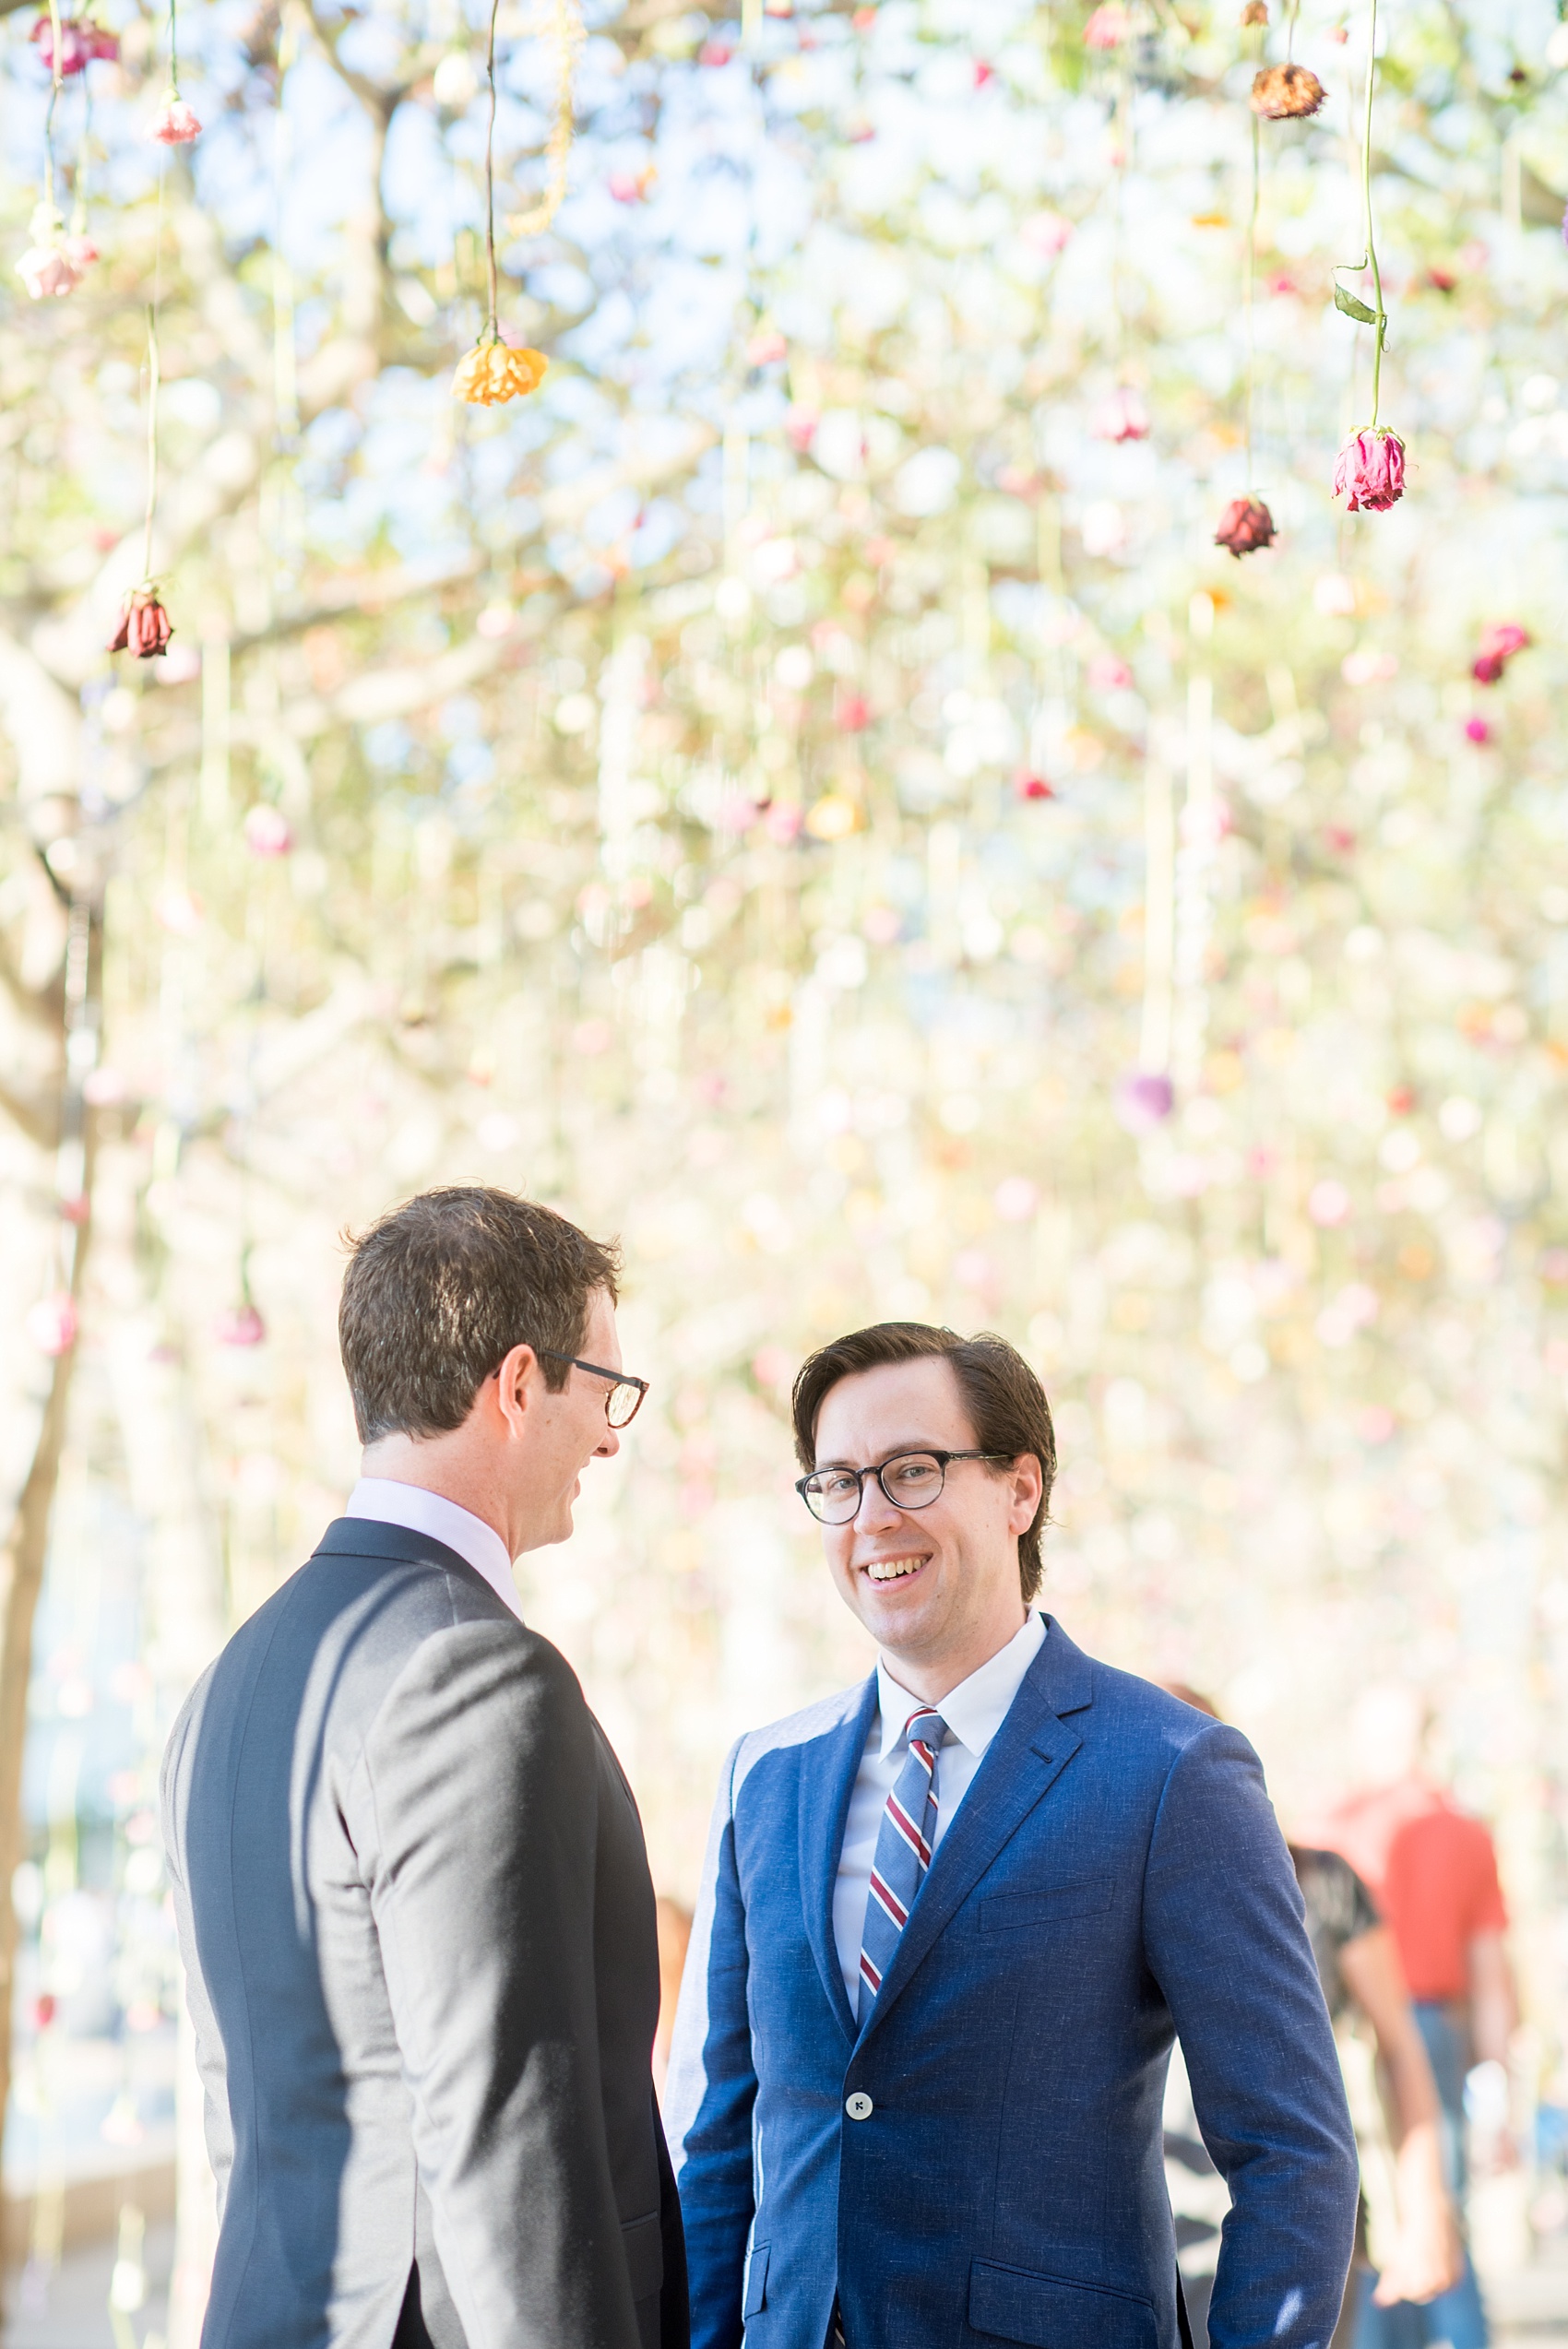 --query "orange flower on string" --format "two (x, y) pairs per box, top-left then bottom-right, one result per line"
(1250, 63), (1324, 116)
(109, 585), (173, 658)
(451, 338), (547, 406)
